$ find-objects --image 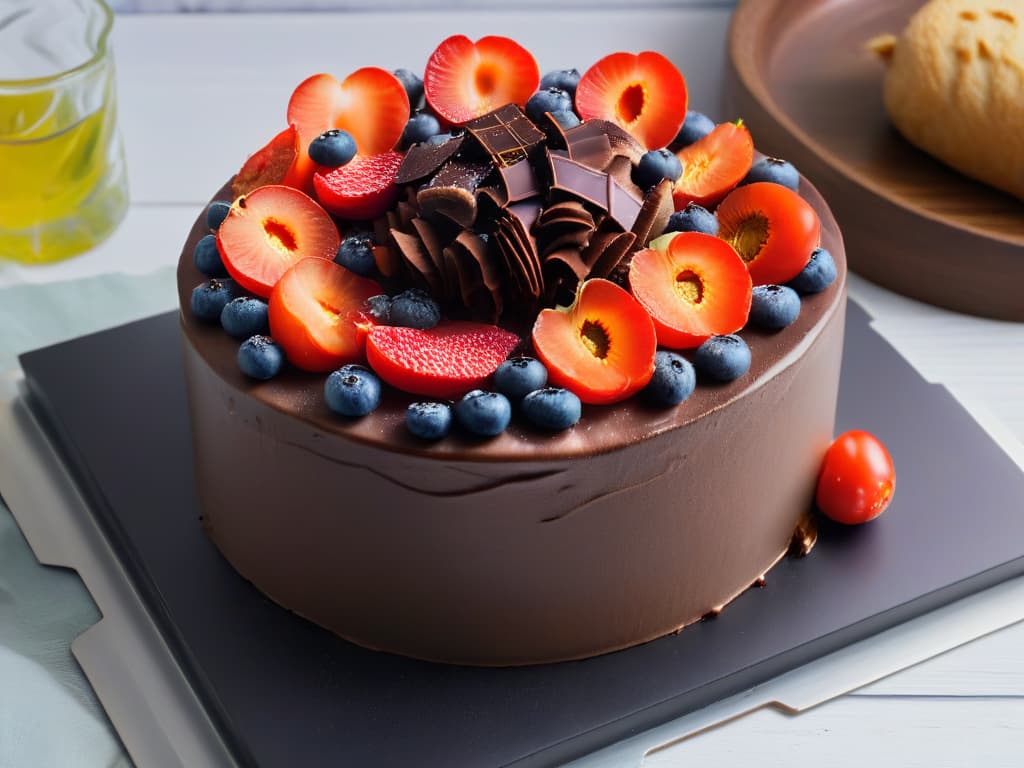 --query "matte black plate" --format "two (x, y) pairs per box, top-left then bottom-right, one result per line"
(16, 301), (1024, 767)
